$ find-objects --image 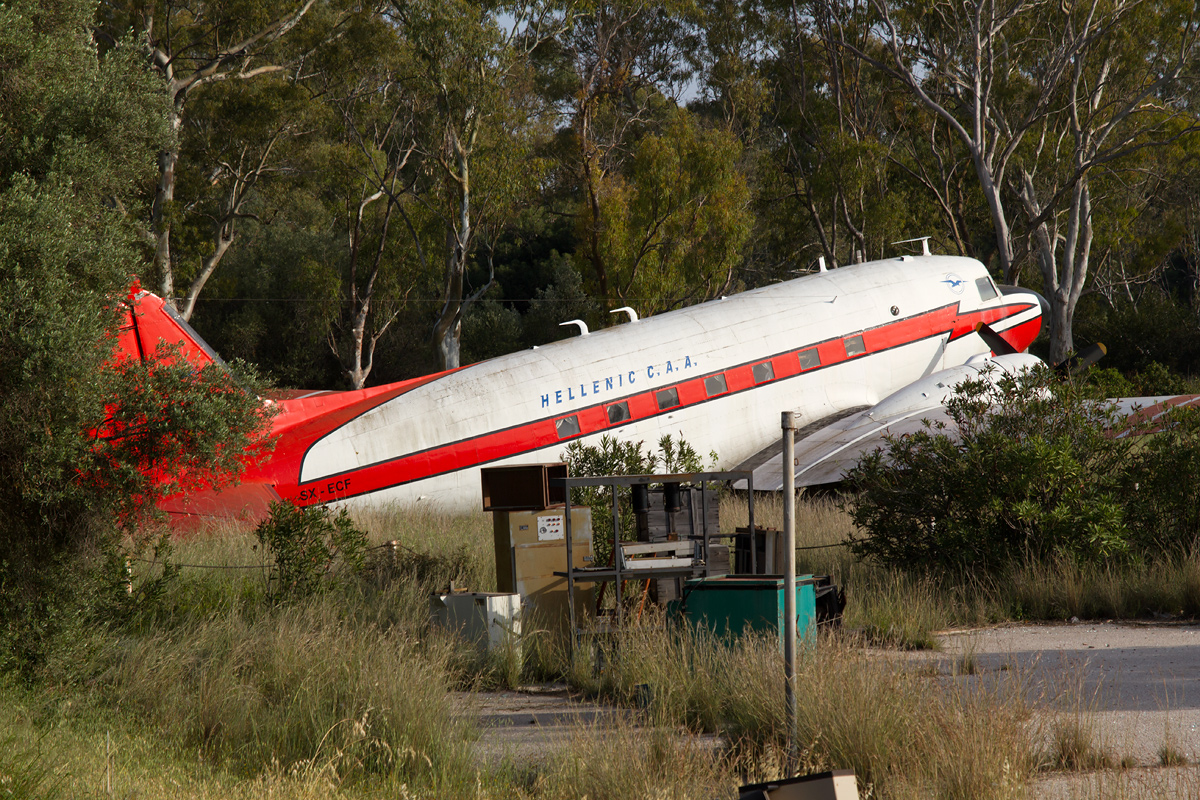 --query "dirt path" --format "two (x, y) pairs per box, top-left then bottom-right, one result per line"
(458, 685), (631, 766)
